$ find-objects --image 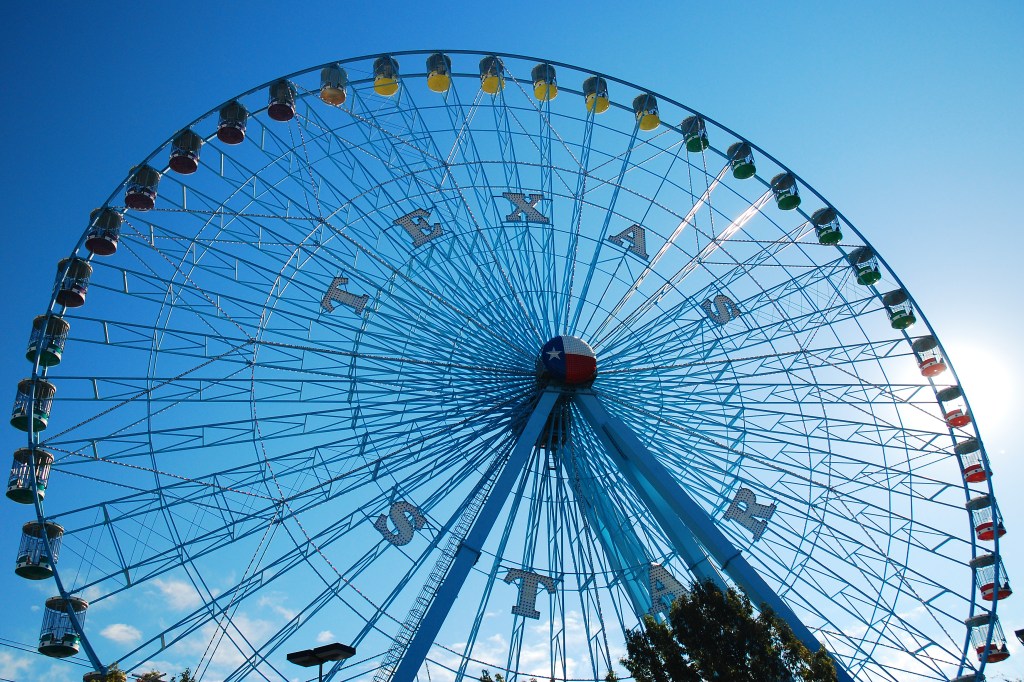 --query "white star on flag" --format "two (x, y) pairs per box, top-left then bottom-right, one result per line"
(546, 349), (562, 360)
